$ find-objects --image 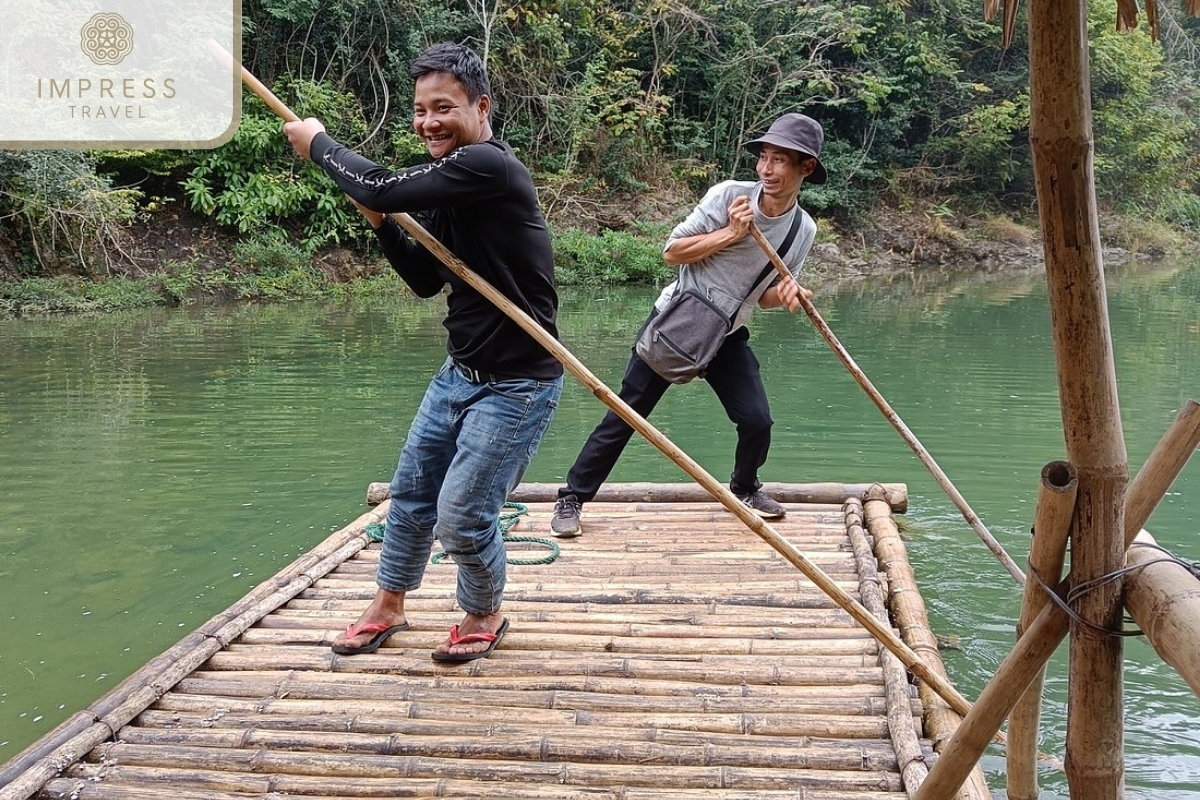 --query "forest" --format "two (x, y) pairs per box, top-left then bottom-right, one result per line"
(0, 0), (1198, 309)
